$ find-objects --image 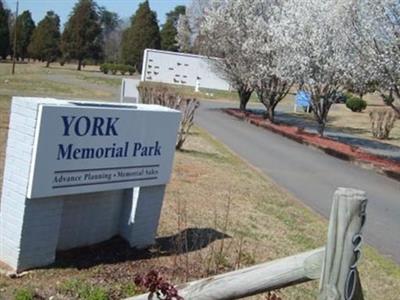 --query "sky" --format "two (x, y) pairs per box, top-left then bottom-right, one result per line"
(4, 0), (190, 27)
